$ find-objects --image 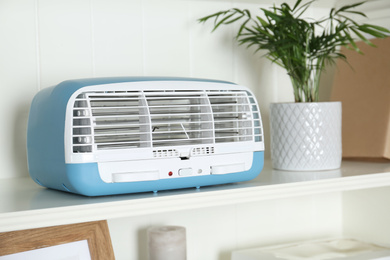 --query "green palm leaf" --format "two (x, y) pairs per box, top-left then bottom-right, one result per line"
(198, 0), (390, 102)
